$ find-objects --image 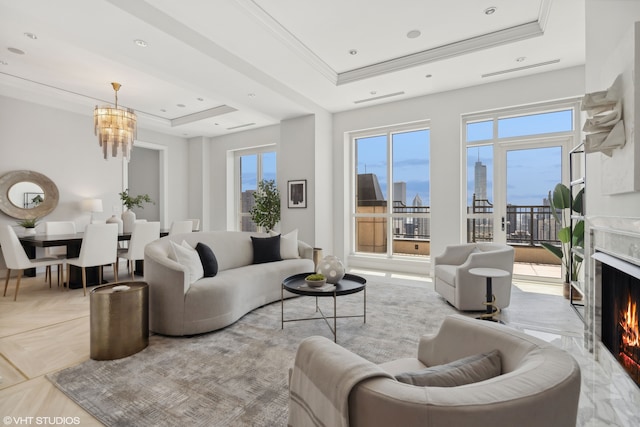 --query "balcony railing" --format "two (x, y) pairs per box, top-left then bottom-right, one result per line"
(467, 204), (561, 246)
(357, 199), (561, 247)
